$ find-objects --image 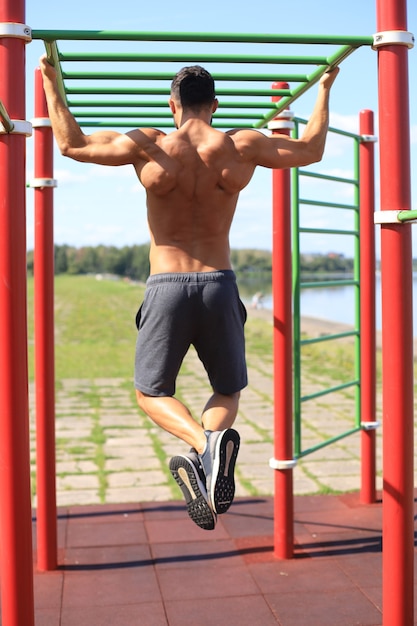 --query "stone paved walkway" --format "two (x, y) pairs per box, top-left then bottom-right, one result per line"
(29, 329), (390, 509)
